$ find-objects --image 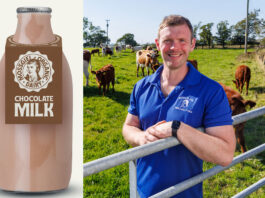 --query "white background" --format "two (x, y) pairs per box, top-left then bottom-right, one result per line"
(0, 0), (83, 198)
